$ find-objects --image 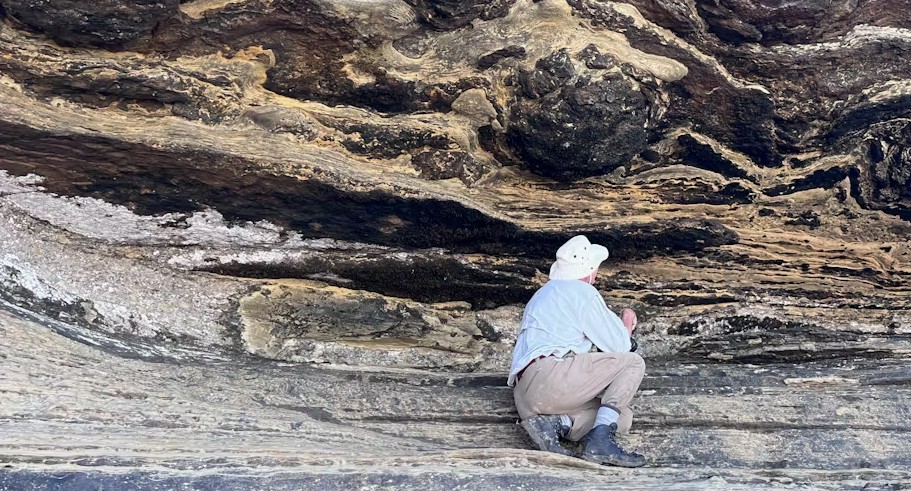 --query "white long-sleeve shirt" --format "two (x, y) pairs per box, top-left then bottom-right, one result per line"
(507, 279), (631, 387)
